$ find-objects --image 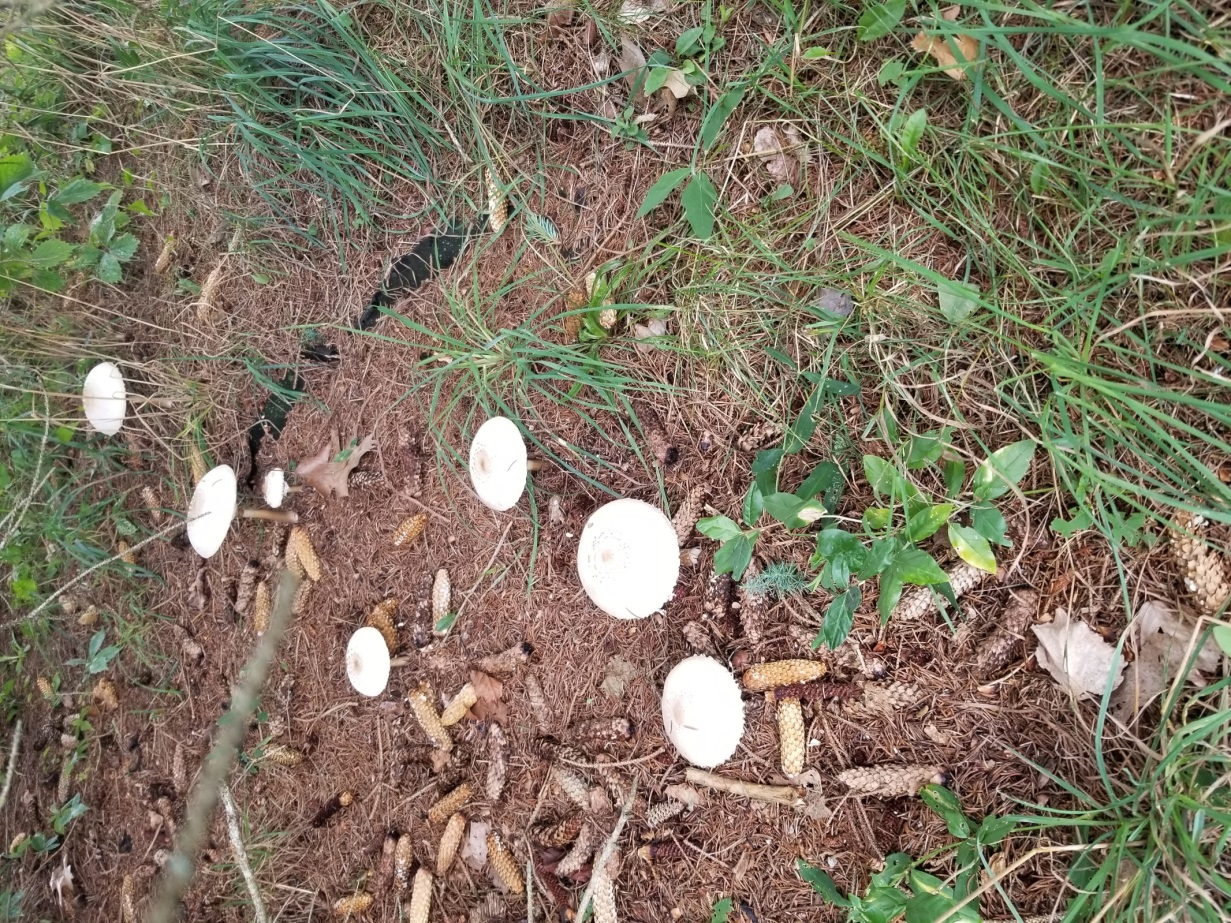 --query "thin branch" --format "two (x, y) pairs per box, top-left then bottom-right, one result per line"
(684, 768), (805, 807)
(219, 783), (268, 923)
(0, 720), (23, 811)
(574, 780), (637, 922)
